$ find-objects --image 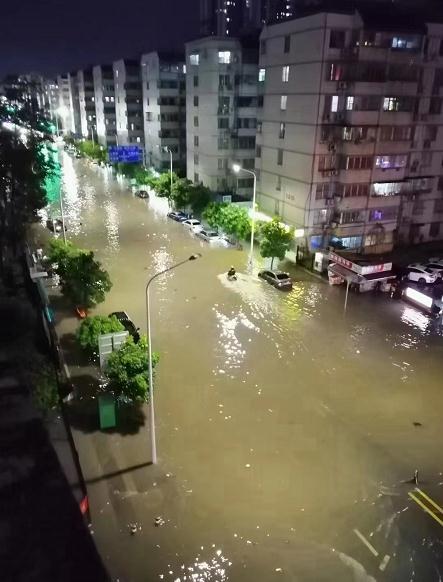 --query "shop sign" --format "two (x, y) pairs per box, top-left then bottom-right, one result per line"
(329, 252), (357, 272)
